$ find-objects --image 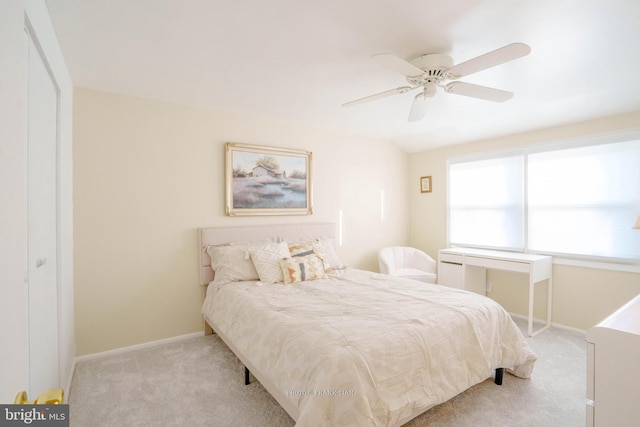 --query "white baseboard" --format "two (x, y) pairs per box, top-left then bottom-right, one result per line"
(74, 332), (203, 363)
(508, 312), (586, 335)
